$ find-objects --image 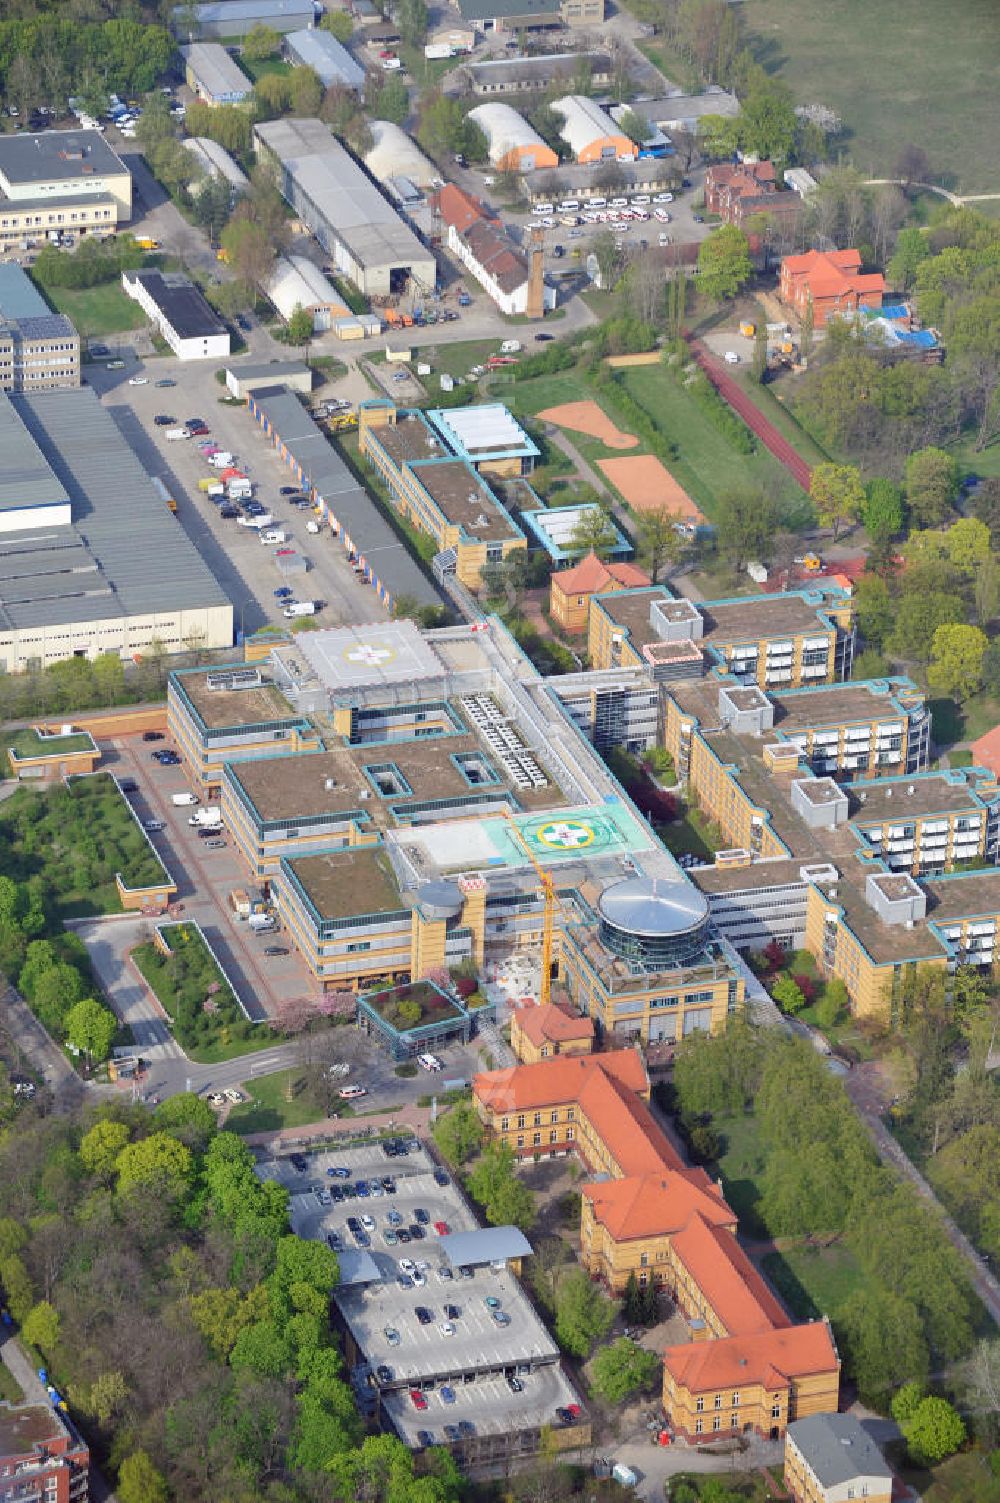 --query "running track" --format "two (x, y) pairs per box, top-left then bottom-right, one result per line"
(686, 336), (814, 493)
